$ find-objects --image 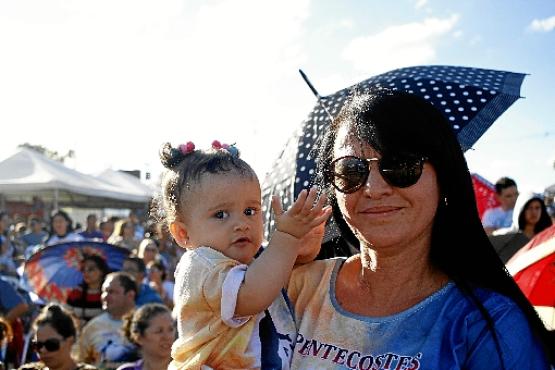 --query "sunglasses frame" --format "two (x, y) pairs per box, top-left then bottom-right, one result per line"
(32, 337), (62, 352)
(328, 155), (428, 193)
